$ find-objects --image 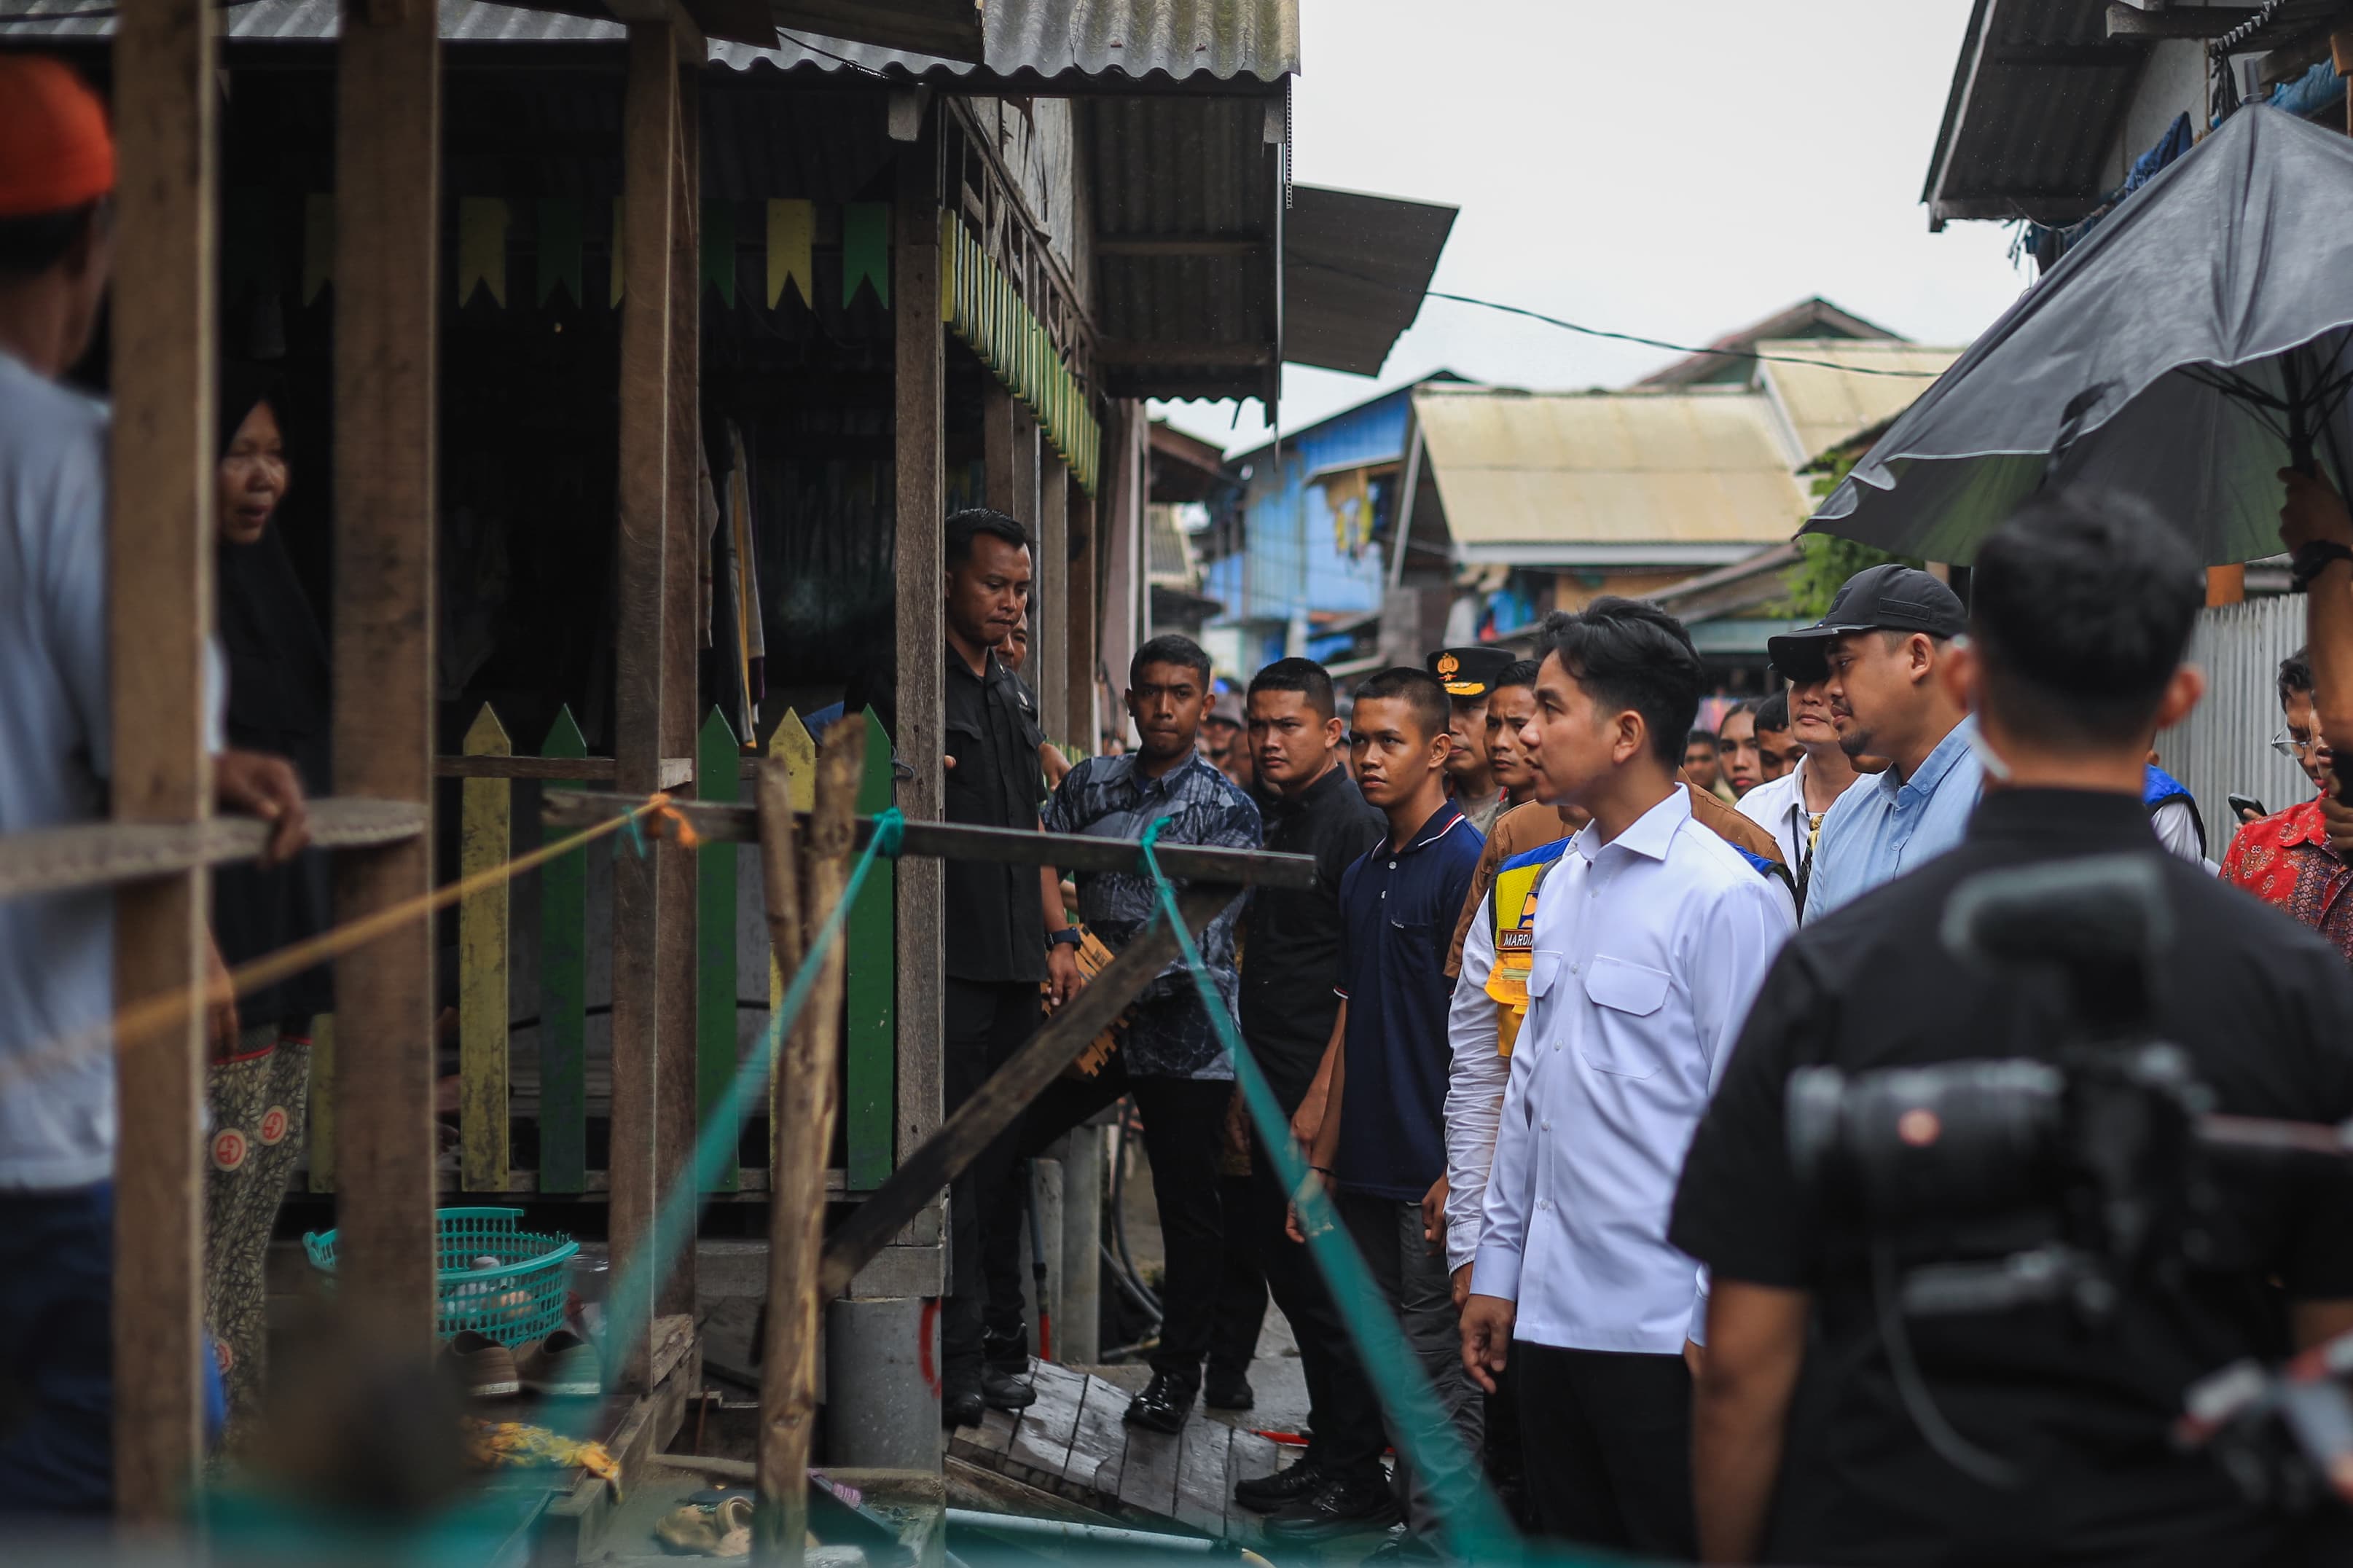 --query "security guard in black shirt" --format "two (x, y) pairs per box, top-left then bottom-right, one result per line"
(1671, 493), (2353, 1567)
(939, 509), (1083, 1428)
